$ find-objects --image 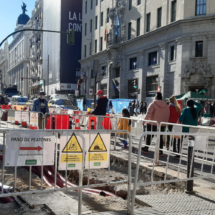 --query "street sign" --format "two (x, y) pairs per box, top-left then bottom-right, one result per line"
(89, 88), (93, 96)
(85, 133), (110, 169)
(5, 131), (55, 166)
(75, 90), (79, 96)
(59, 133), (83, 170)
